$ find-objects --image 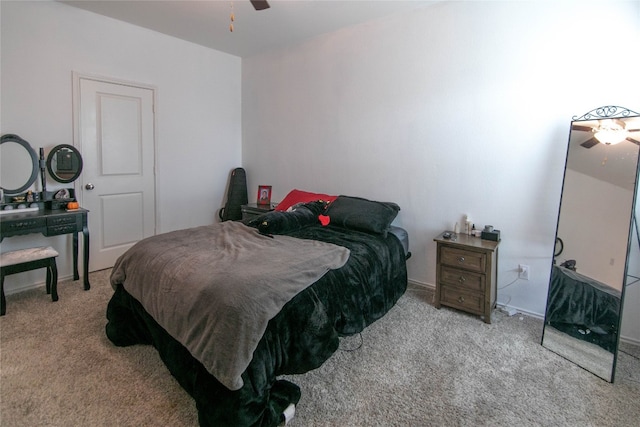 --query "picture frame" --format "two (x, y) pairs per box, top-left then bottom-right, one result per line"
(257, 185), (272, 205)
